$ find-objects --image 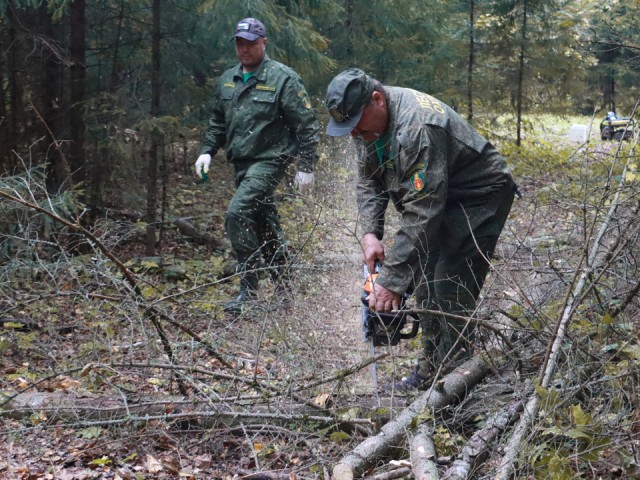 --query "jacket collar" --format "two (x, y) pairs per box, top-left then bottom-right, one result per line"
(233, 54), (271, 81)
